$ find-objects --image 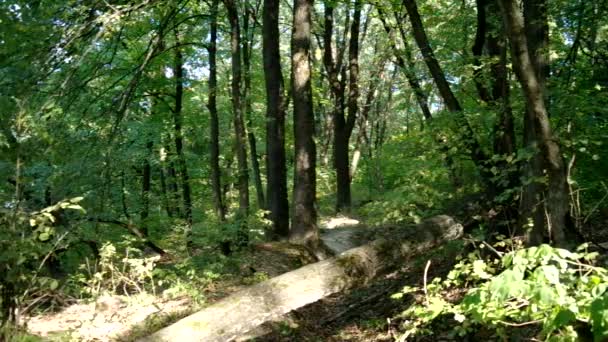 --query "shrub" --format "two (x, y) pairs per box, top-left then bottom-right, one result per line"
(393, 239), (608, 341)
